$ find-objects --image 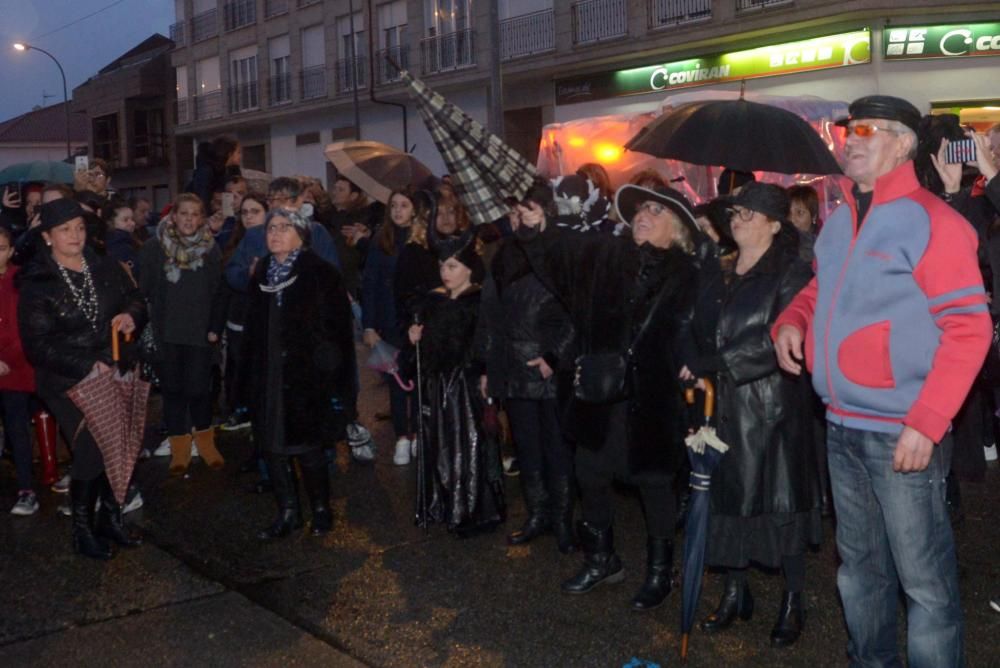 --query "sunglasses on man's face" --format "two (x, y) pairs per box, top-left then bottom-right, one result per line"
(842, 123), (901, 138)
